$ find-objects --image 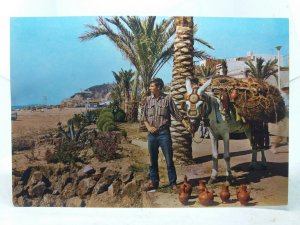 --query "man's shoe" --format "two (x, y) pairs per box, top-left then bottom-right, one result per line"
(170, 184), (178, 192)
(143, 183), (158, 192)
